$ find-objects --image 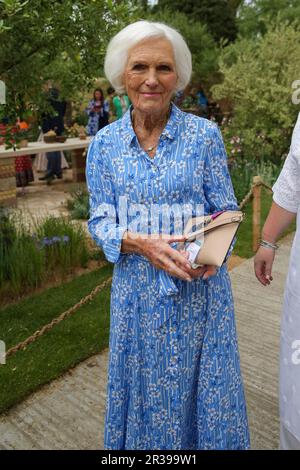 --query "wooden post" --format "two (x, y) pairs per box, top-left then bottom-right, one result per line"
(252, 175), (262, 252)
(0, 156), (17, 207)
(71, 148), (87, 183)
